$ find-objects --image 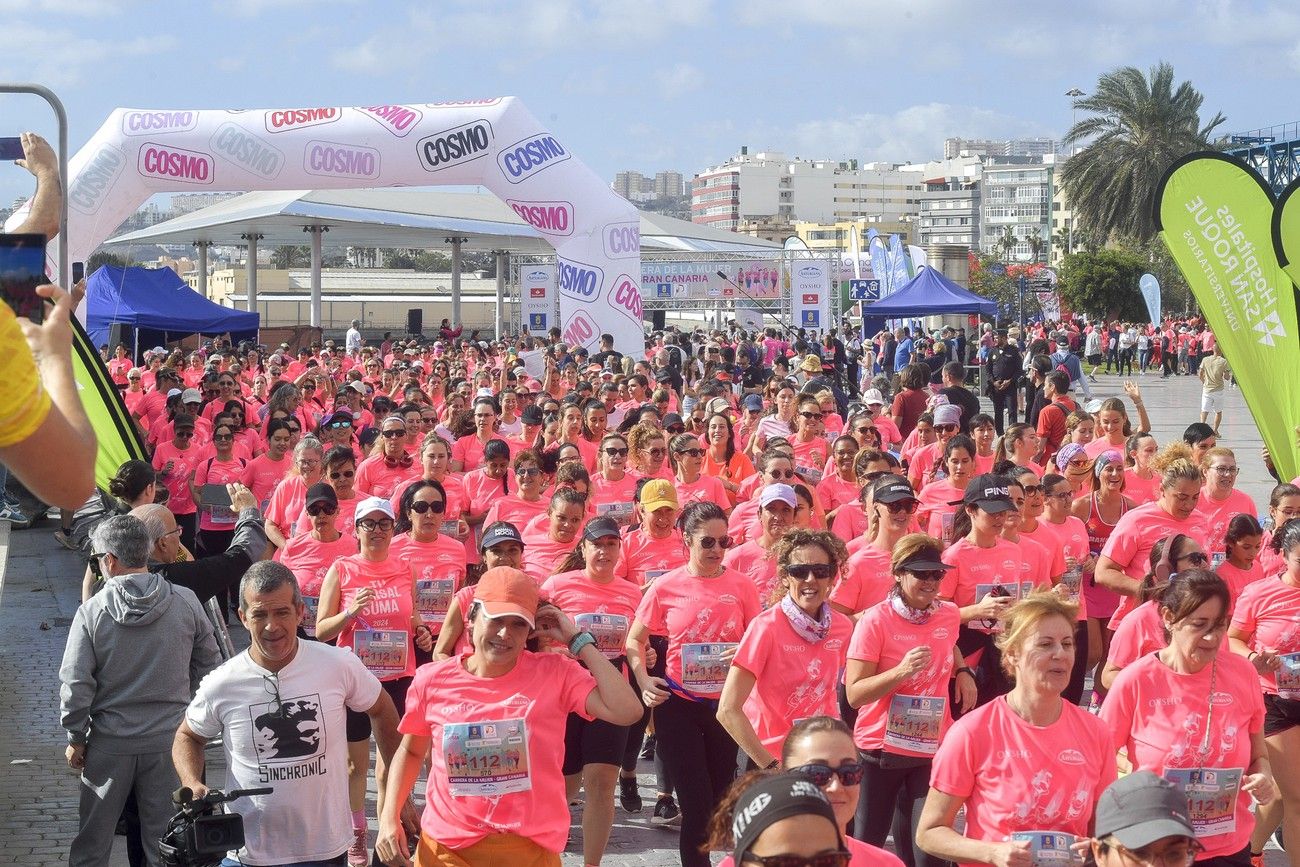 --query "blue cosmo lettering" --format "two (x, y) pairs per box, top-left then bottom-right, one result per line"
(69, 145), (125, 214)
(508, 200), (573, 236)
(417, 121), (494, 173)
(498, 134), (569, 183)
(122, 111), (197, 135)
(138, 144), (213, 185)
(557, 261), (601, 298)
(305, 141), (380, 179)
(211, 124), (284, 179)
